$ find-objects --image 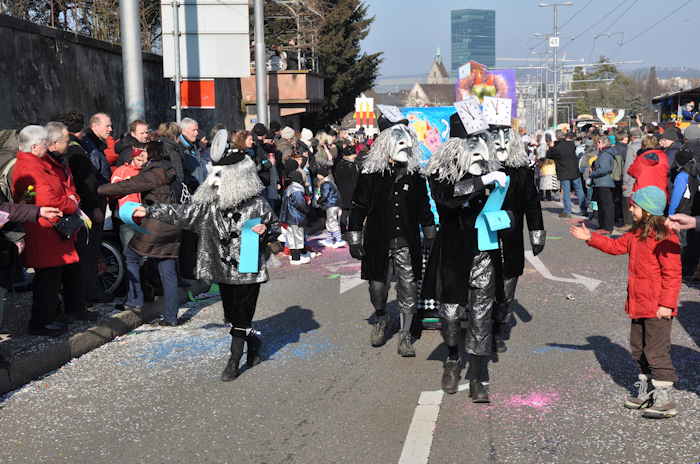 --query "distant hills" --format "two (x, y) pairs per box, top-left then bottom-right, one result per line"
(628, 67), (700, 80)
